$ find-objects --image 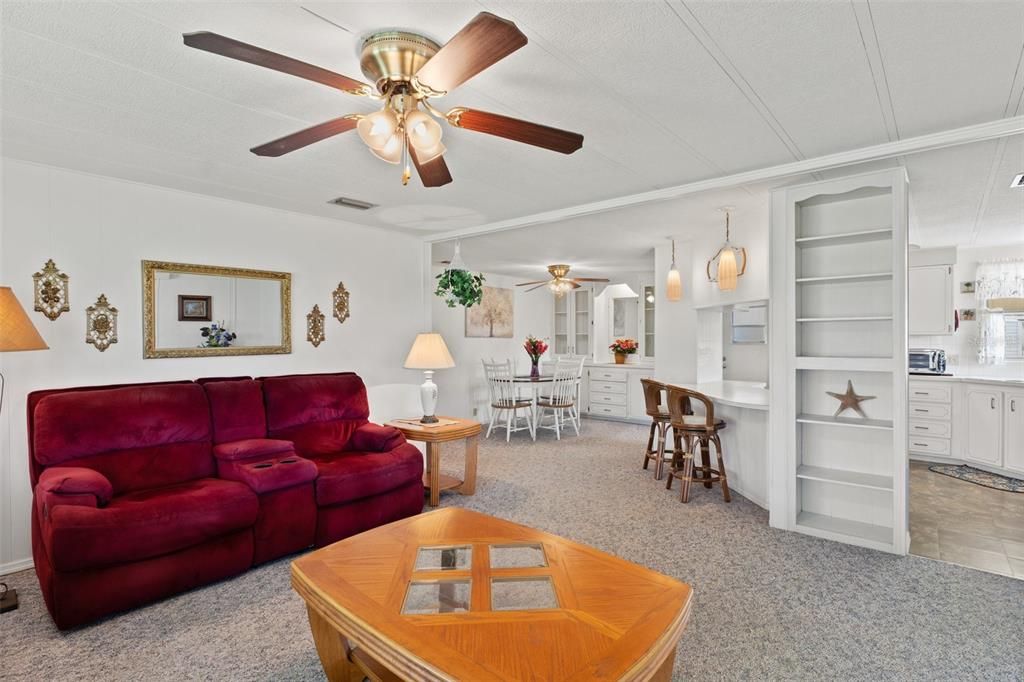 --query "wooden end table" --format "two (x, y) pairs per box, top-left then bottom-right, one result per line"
(389, 416), (481, 507)
(292, 508), (693, 681)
